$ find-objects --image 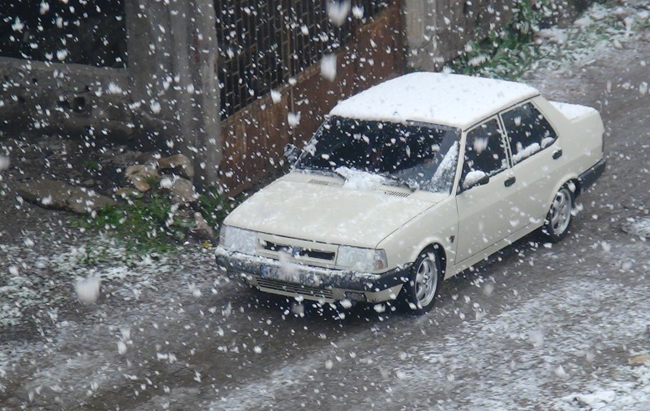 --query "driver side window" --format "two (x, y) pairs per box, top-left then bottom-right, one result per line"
(461, 118), (508, 189)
